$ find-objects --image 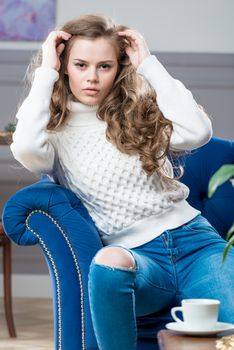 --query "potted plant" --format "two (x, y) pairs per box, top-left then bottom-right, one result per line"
(208, 164), (234, 349)
(208, 163), (234, 260)
(0, 123), (15, 145)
